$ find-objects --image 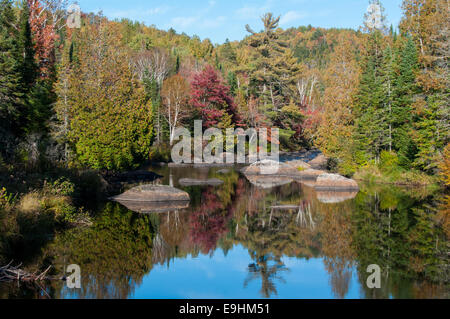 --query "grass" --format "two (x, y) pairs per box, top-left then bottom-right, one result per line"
(17, 192), (42, 213)
(353, 164), (440, 186)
